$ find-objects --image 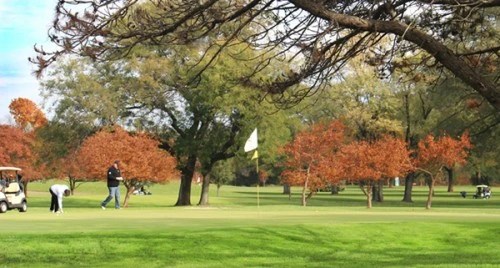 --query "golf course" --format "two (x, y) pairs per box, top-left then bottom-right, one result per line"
(1, 181), (499, 267)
